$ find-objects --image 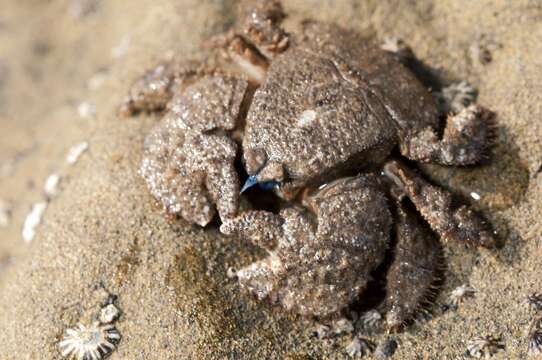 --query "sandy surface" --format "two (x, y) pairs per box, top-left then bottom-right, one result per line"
(0, 0), (541, 359)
